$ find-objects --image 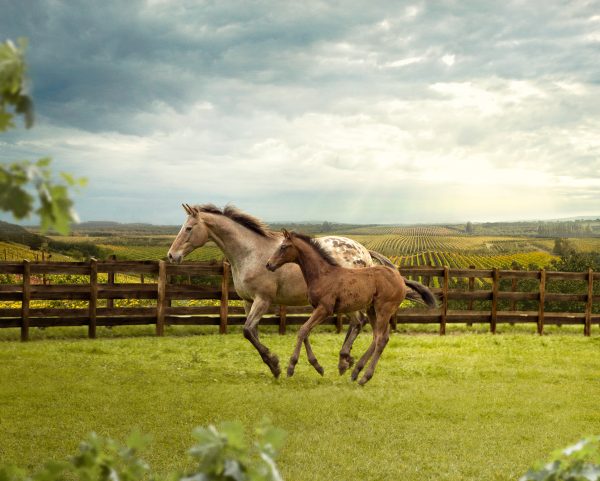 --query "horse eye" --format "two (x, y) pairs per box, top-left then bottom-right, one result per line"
(185, 226), (193, 232)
